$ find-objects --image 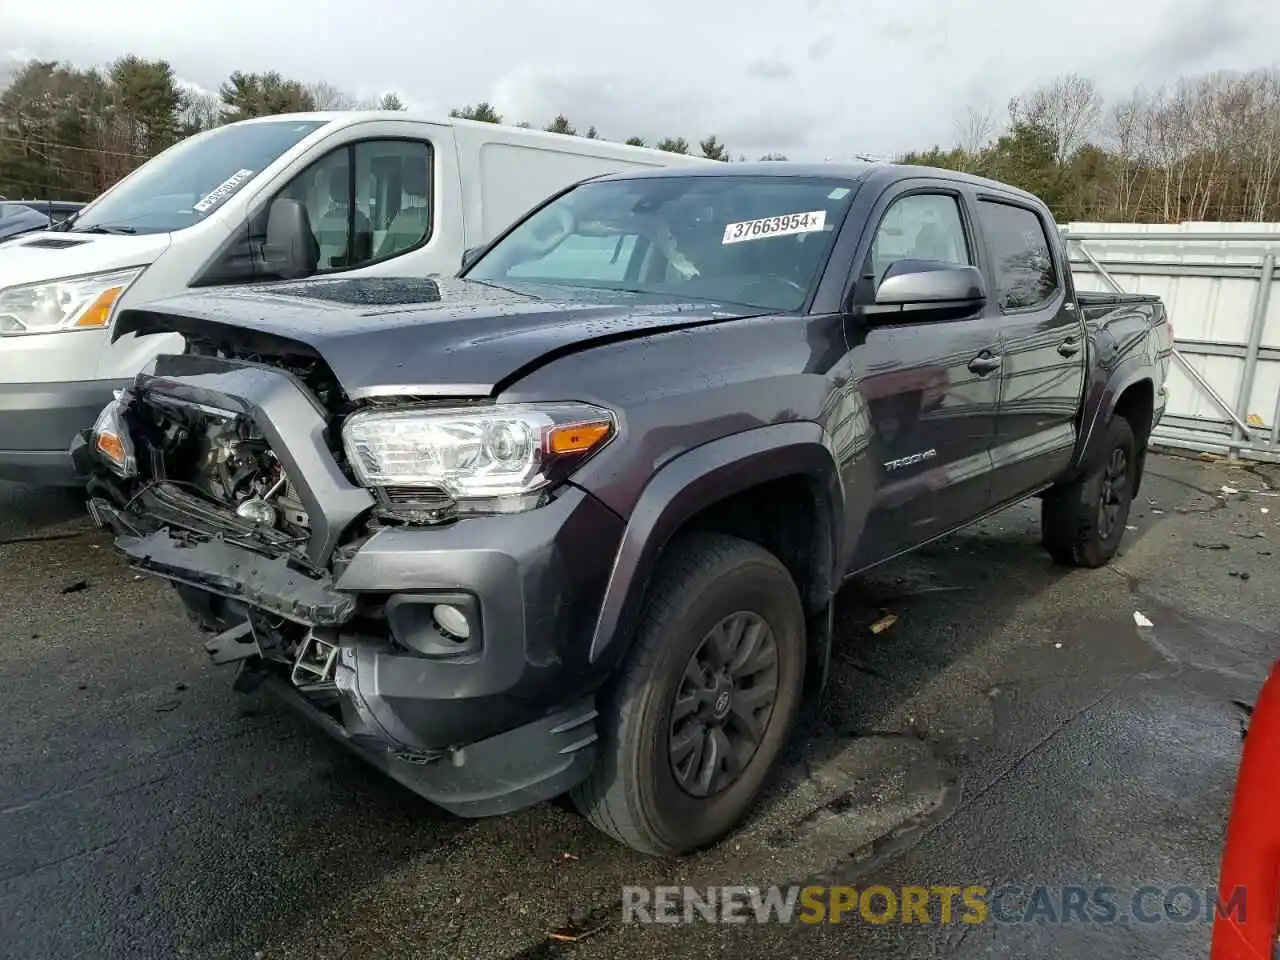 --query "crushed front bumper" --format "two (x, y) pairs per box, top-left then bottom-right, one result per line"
(80, 357), (626, 818)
